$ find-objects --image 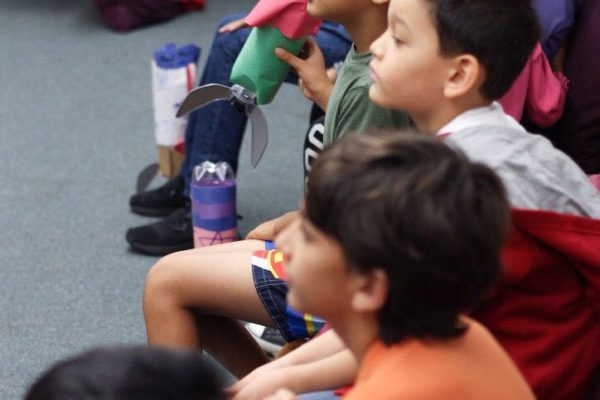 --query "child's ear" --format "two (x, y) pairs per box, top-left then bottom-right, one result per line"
(351, 269), (389, 313)
(444, 54), (482, 99)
